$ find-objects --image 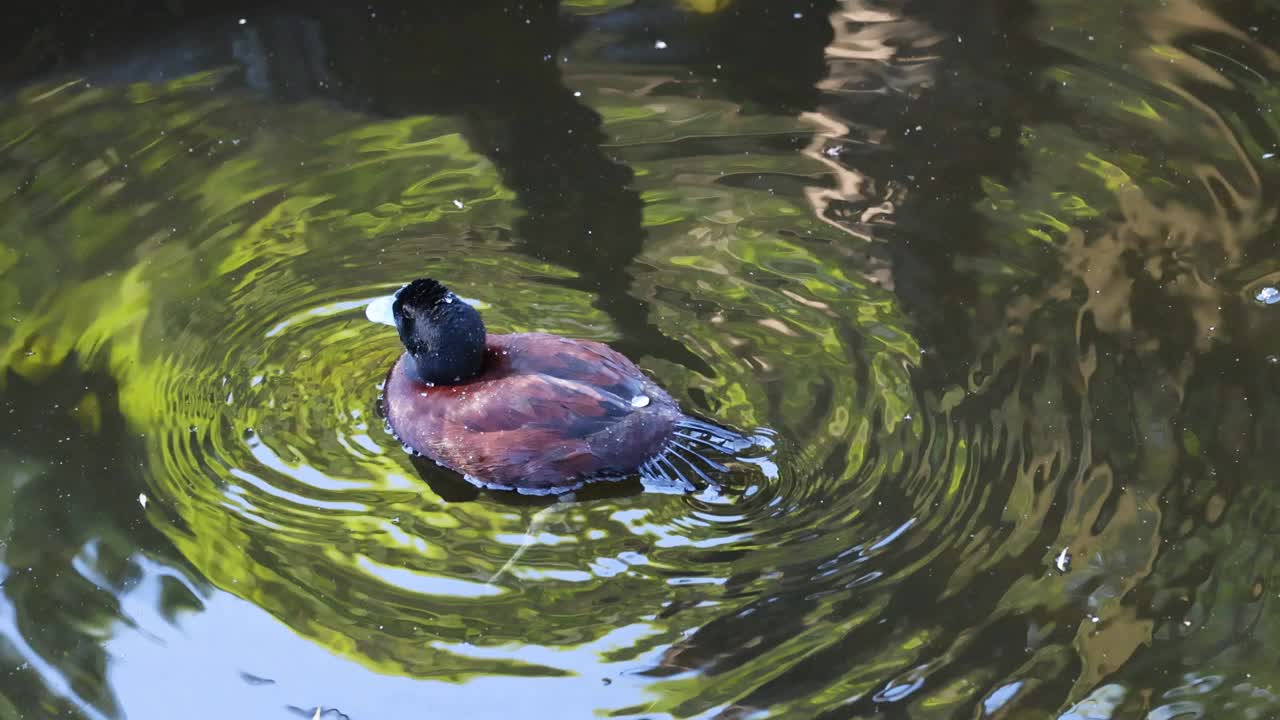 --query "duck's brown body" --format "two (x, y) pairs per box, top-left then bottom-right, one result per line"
(384, 332), (683, 493)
